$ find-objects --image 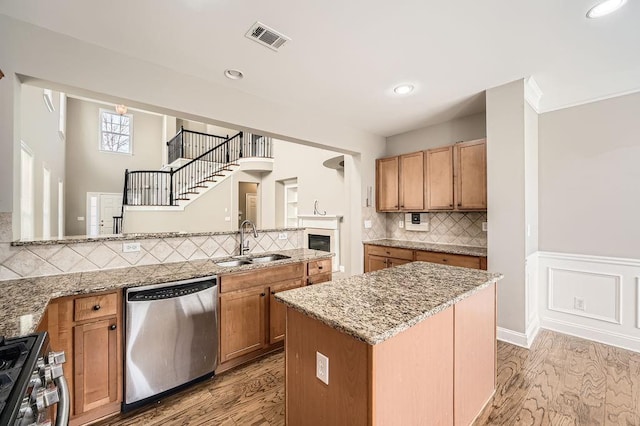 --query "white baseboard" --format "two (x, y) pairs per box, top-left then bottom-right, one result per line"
(541, 317), (640, 353)
(497, 325), (538, 349)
